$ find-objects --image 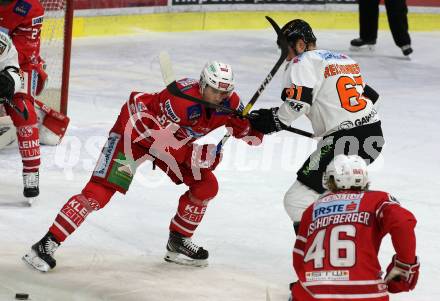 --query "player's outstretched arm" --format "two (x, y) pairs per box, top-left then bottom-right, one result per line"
(379, 197), (419, 293)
